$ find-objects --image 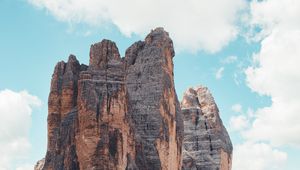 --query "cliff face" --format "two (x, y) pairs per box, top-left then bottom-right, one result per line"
(37, 28), (232, 170)
(40, 28), (183, 170)
(181, 86), (233, 170)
